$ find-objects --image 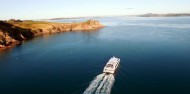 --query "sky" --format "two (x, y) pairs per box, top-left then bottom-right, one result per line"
(0, 0), (190, 20)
